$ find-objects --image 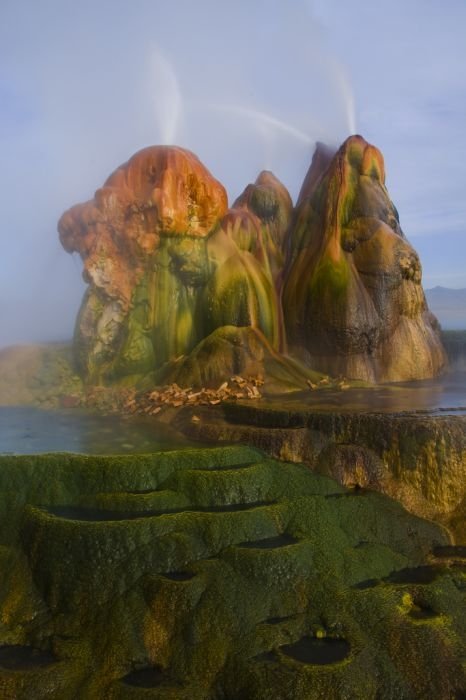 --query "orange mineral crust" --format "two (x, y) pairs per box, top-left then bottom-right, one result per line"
(58, 137), (446, 385)
(58, 146), (228, 308)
